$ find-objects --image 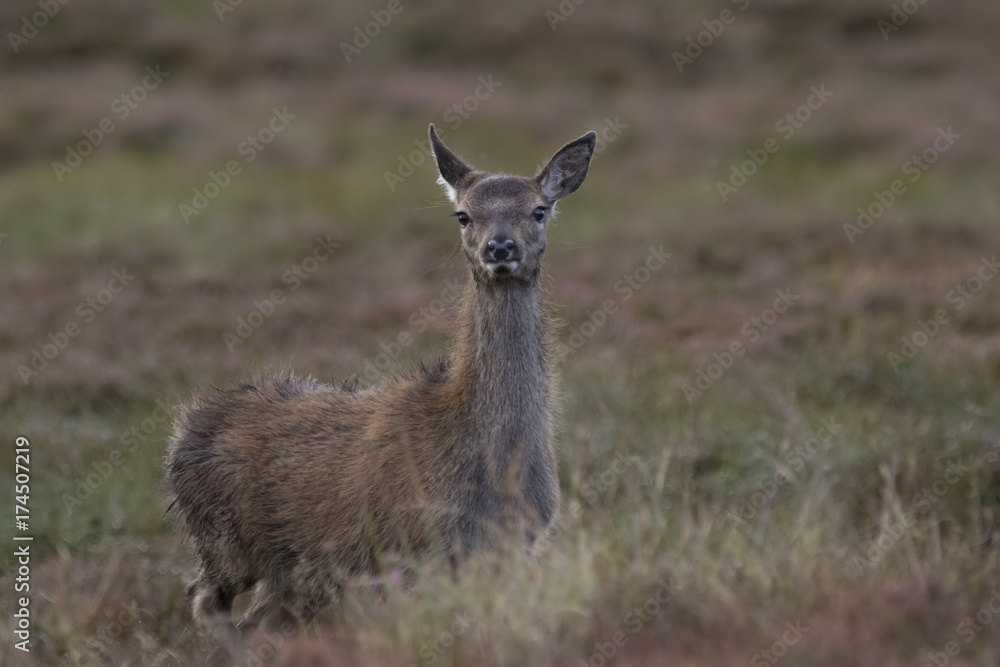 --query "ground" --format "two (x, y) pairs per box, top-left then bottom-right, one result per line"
(1, 0), (999, 665)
